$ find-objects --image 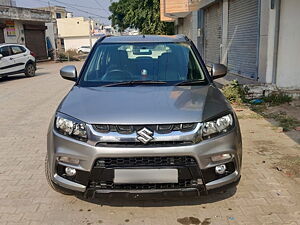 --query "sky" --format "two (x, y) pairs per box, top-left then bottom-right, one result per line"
(17, 0), (113, 25)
